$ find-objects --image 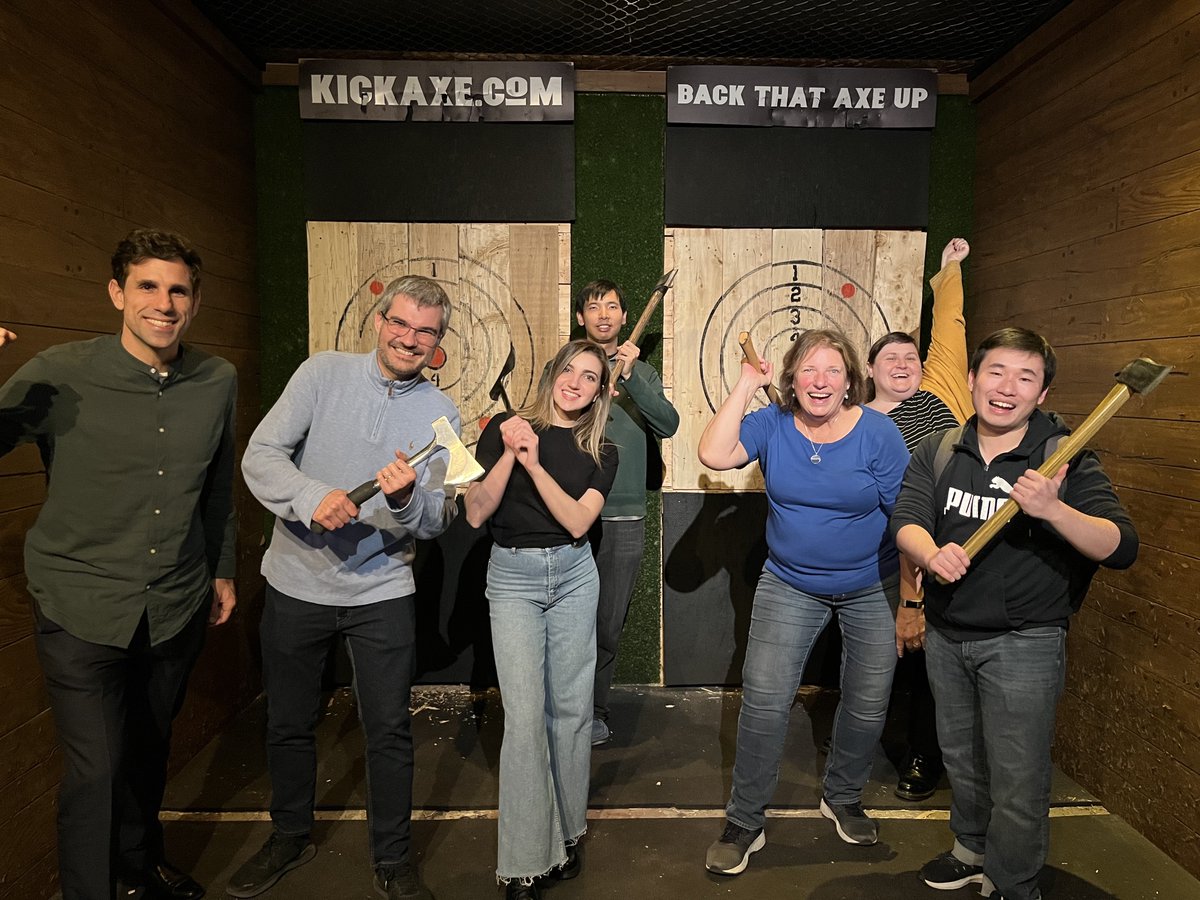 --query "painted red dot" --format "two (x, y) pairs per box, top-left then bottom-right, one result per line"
(478, 416), (492, 432)
(369, 280), (384, 295)
(841, 283), (856, 299)
(428, 347), (447, 370)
